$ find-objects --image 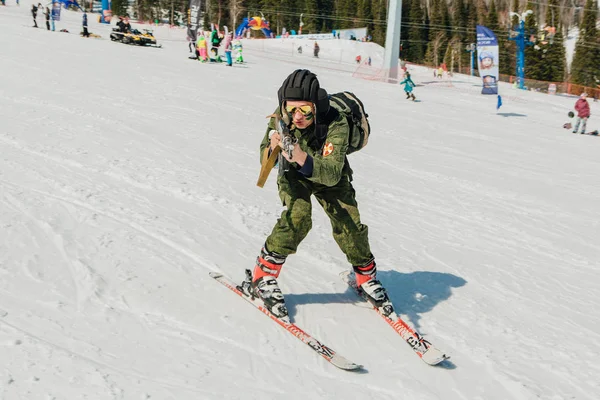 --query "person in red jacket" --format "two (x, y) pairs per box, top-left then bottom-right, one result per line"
(573, 92), (591, 134)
